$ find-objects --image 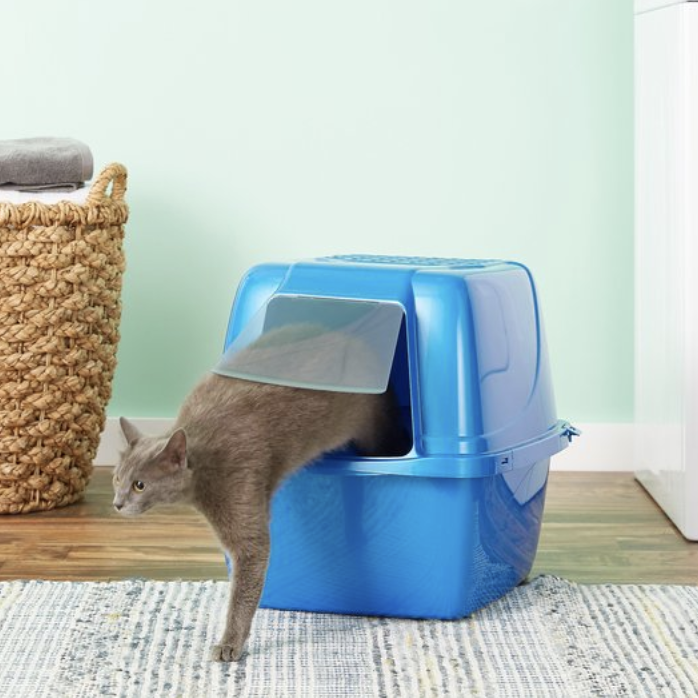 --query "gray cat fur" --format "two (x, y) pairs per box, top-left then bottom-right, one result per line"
(113, 372), (404, 662)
